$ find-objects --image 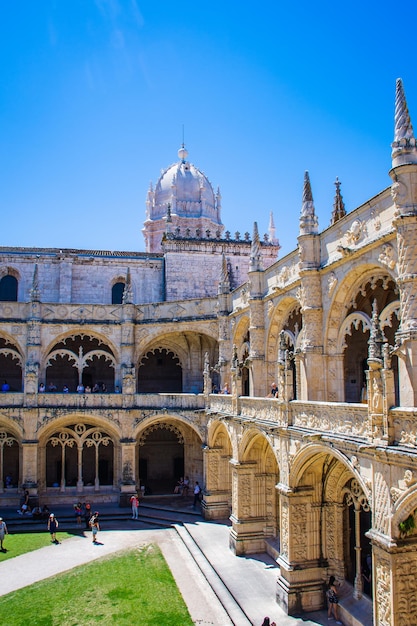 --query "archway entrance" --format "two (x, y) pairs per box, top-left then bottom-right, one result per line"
(138, 423), (184, 494)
